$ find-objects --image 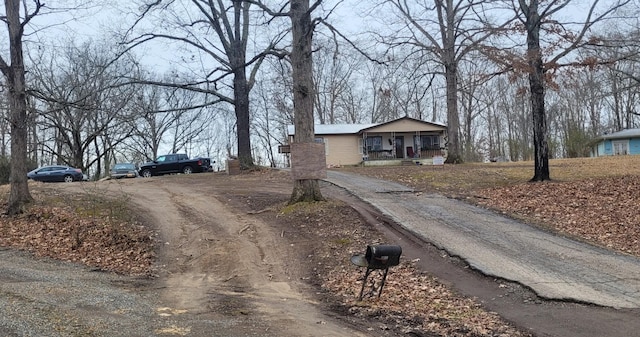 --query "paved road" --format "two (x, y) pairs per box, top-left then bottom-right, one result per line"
(325, 171), (640, 309)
